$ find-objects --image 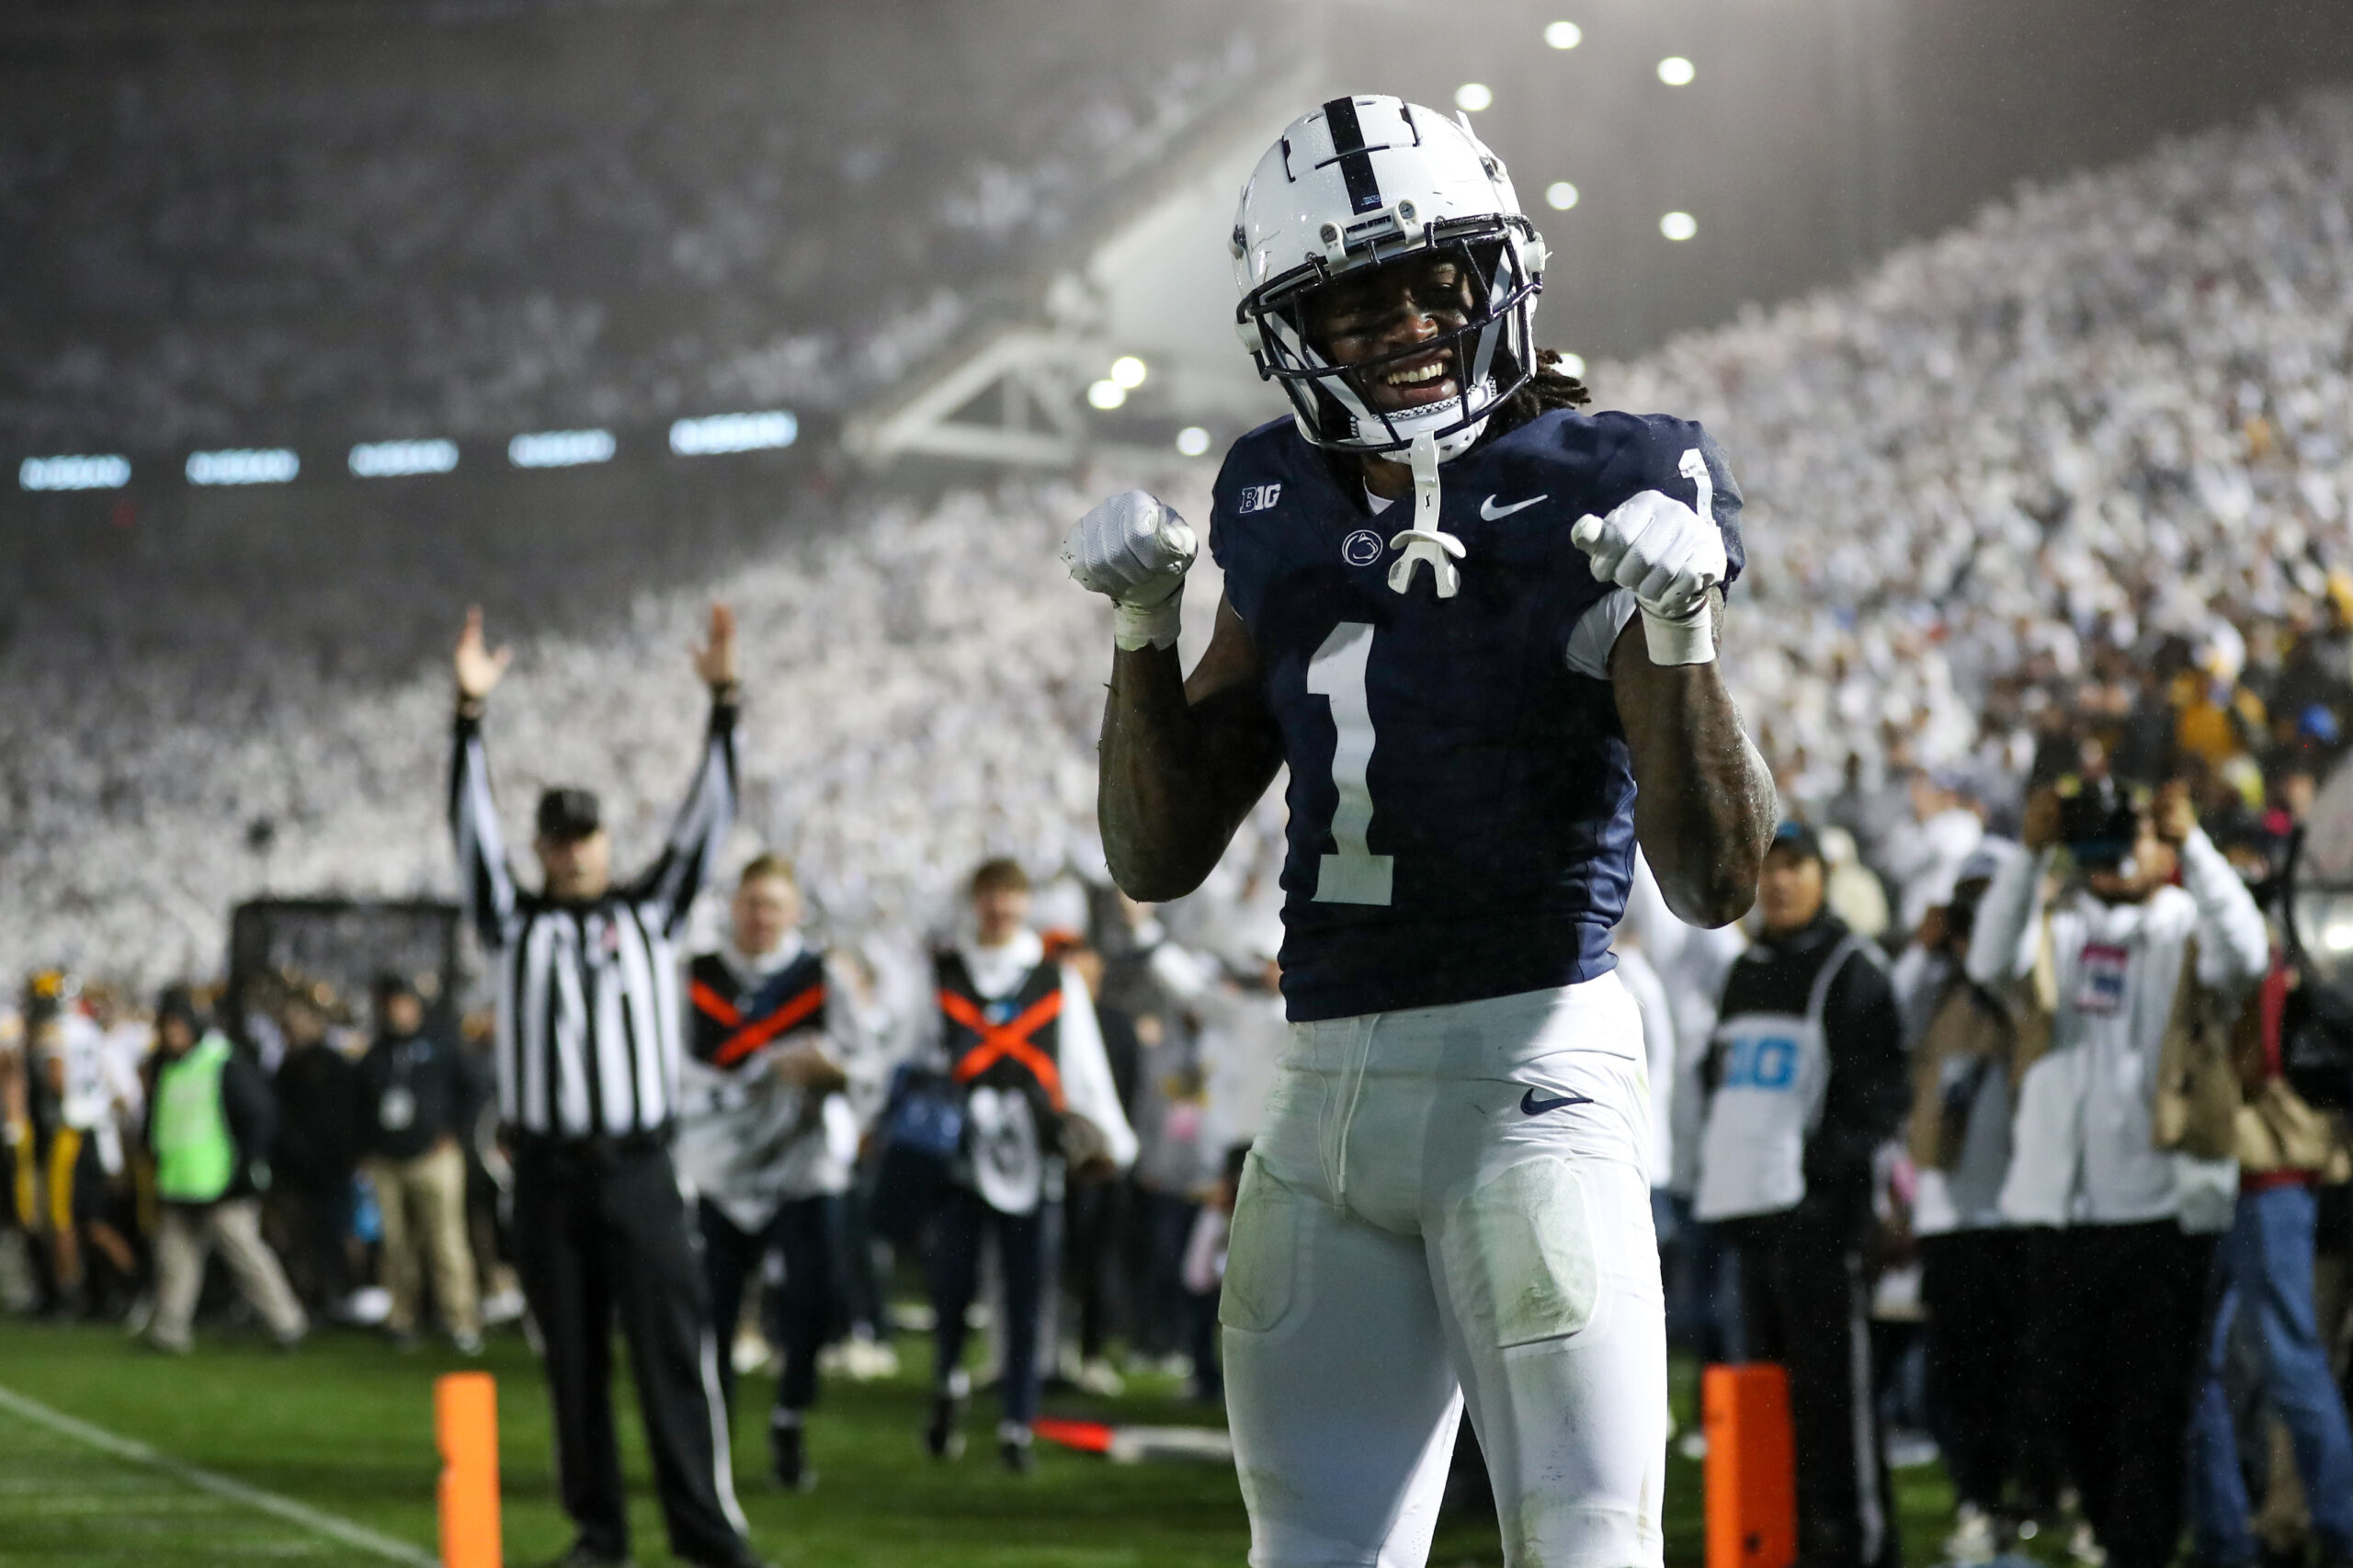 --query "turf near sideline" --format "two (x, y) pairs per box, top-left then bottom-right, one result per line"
(0, 1319), (1963, 1566)
(0, 1379), (435, 1565)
